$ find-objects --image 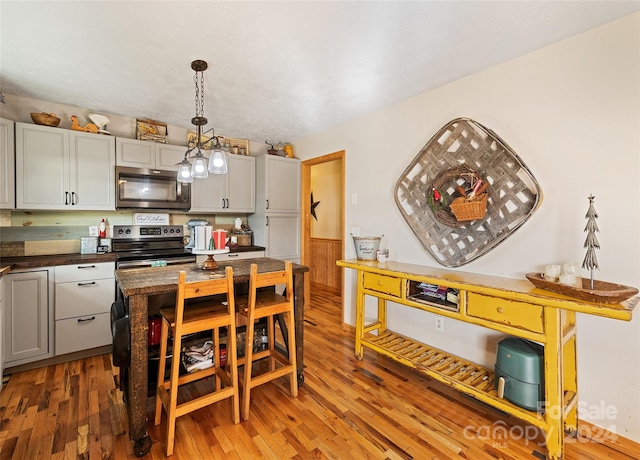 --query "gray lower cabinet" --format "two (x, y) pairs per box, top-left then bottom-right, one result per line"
(4, 268), (54, 367)
(54, 262), (114, 356)
(250, 214), (301, 263)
